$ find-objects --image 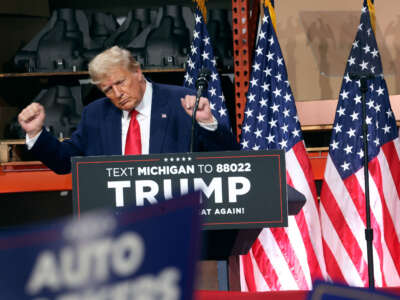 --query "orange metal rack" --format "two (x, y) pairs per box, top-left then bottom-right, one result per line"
(0, 152), (328, 194)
